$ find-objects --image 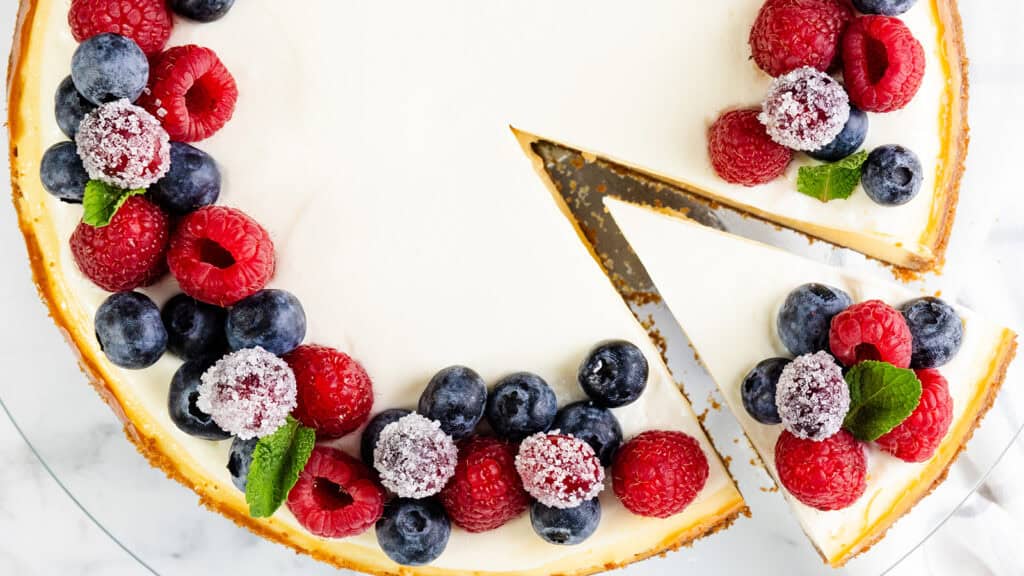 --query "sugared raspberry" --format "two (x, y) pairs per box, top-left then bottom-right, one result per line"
(373, 414), (457, 498)
(775, 351), (850, 441)
(829, 300), (913, 368)
(759, 66), (850, 151)
(775, 429), (866, 511)
(440, 437), (530, 532)
(876, 369), (954, 462)
(69, 0), (172, 55)
(284, 344), (373, 439)
(70, 195), (168, 291)
(286, 446), (385, 538)
(167, 206), (276, 307)
(708, 109), (793, 186)
(749, 0), (853, 77)
(515, 433), (604, 509)
(842, 16), (925, 113)
(612, 430), (709, 518)
(139, 45), (238, 142)
(76, 99), (170, 190)
(196, 347), (296, 440)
